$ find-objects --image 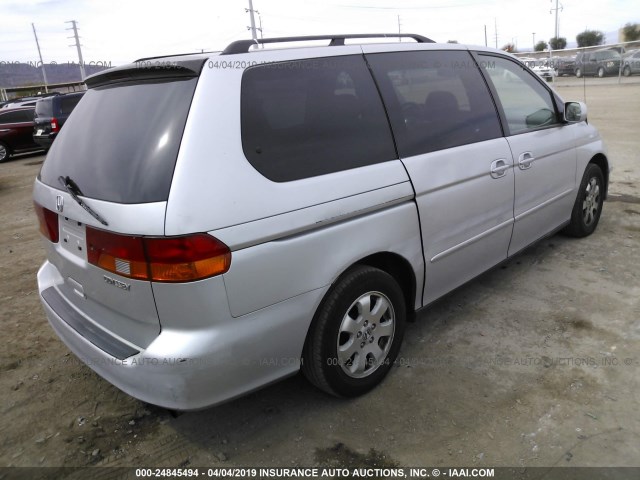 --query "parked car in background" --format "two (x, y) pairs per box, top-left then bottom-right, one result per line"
(33, 92), (85, 150)
(1, 98), (39, 109)
(1, 93), (60, 110)
(622, 49), (640, 76)
(553, 56), (576, 76)
(0, 106), (42, 162)
(34, 34), (610, 410)
(519, 57), (555, 81)
(575, 49), (621, 77)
